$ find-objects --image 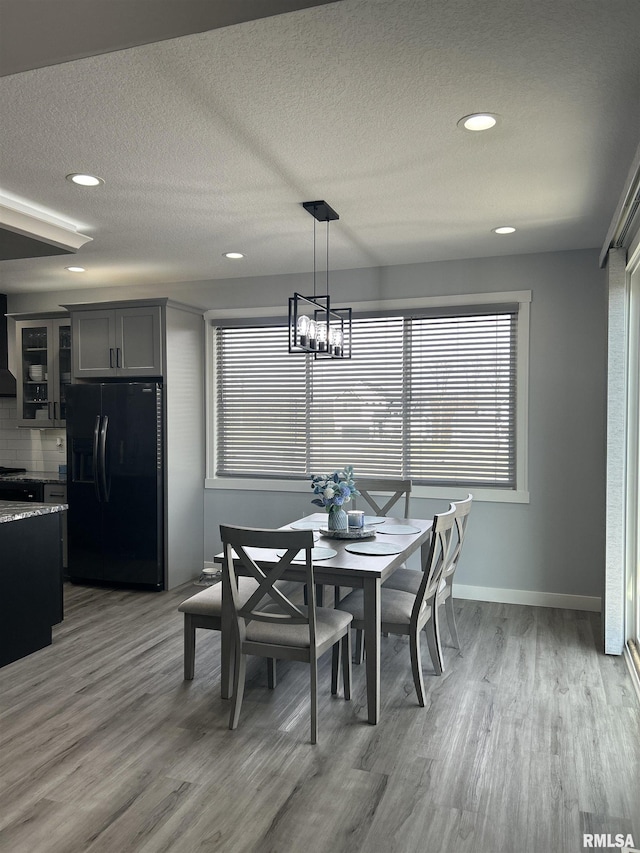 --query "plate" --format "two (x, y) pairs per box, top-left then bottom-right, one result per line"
(319, 526), (376, 540)
(376, 524), (421, 535)
(363, 516), (387, 525)
(344, 541), (404, 556)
